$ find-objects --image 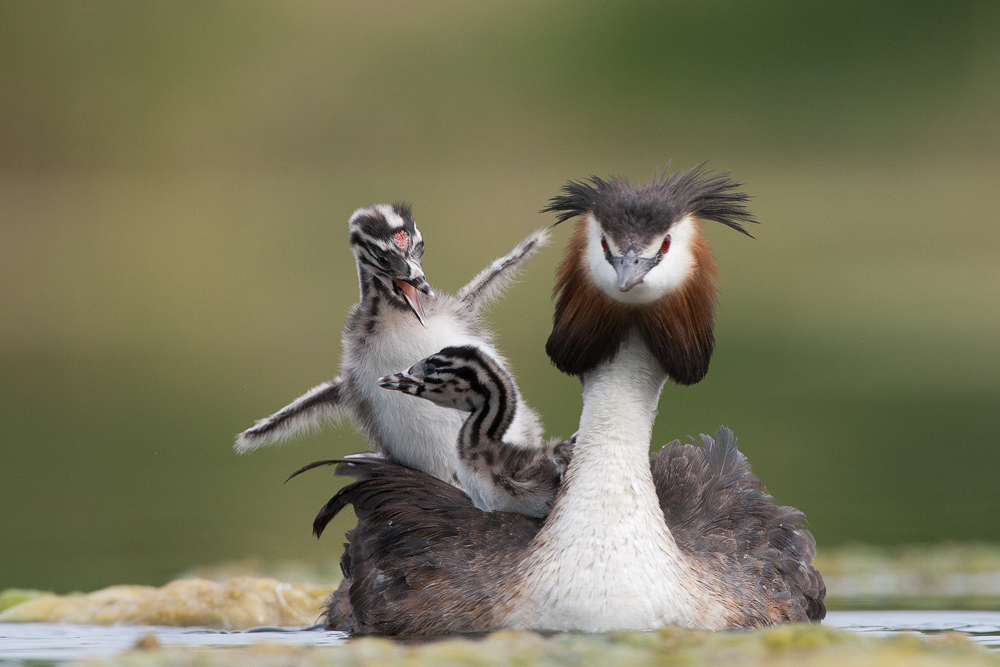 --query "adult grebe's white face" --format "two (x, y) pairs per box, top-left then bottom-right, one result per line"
(585, 213), (699, 305)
